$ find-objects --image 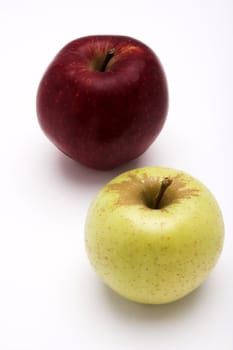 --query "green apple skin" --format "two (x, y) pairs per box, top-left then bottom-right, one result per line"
(85, 167), (224, 304)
